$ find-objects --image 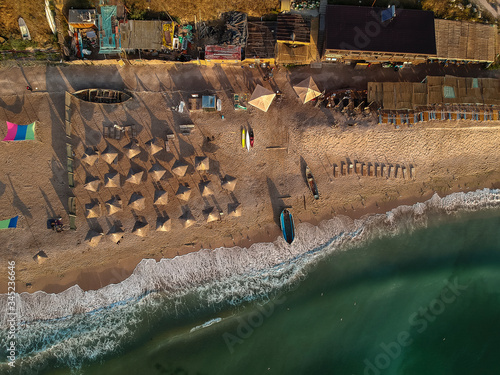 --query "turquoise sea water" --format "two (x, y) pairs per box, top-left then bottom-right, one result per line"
(3, 205), (500, 375)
